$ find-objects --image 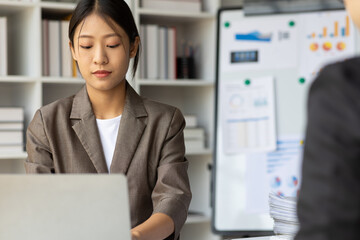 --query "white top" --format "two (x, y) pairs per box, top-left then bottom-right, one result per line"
(96, 115), (122, 172)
